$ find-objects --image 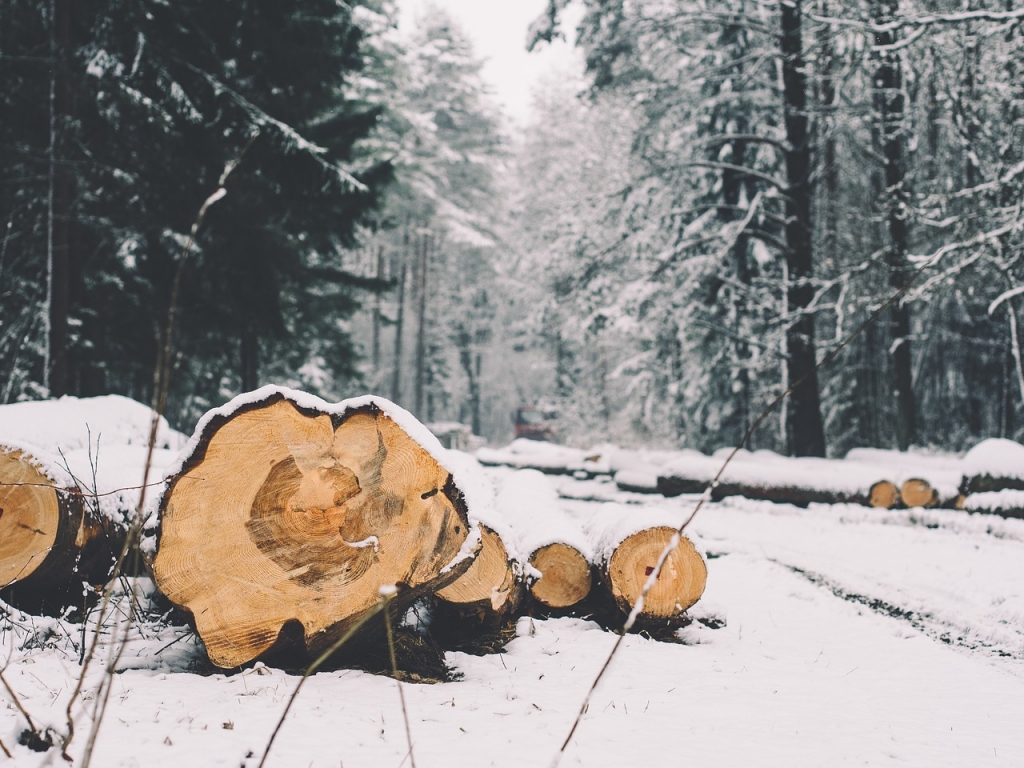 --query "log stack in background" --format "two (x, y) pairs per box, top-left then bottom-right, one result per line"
(150, 387), (478, 669)
(958, 439), (1024, 518)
